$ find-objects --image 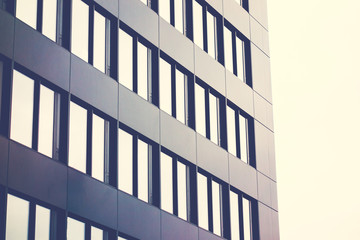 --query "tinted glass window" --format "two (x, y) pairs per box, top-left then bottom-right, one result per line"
(6, 194), (29, 240)
(239, 114), (248, 163)
(197, 172), (208, 230)
(159, 58), (172, 115)
(224, 26), (233, 72)
(118, 28), (133, 90)
(10, 70), (34, 148)
(159, 0), (170, 23)
(209, 93), (219, 144)
(195, 83), (205, 136)
(118, 129), (133, 195)
(67, 217), (85, 240)
(177, 161), (187, 220)
(71, 0), (89, 61)
(42, 0), (57, 41)
(138, 139), (149, 202)
(175, 69), (186, 124)
(206, 11), (216, 59)
(137, 42), (149, 100)
(16, 0), (37, 29)
(91, 226), (103, 240)
(92, 114), (105, 181)
(226, 106), (236, 156)
(212, 181), (221, 236)
(160, 152), (173, 213)
(174, 0), (184, 33)
(193, 0), (203, 49)
(93, 11), (106, 73)
(243, 198), (251, 240)
(236, 37), (245, 82)
(230, 191), (240, 240)
(35, 205), (50, 240)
